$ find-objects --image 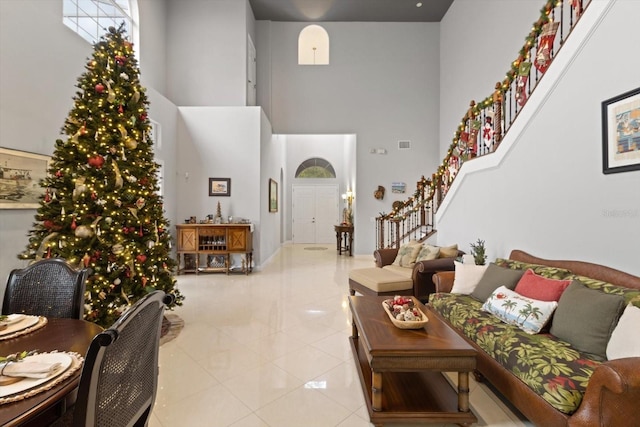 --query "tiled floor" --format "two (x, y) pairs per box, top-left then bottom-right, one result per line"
(150, 244), (533, 427)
